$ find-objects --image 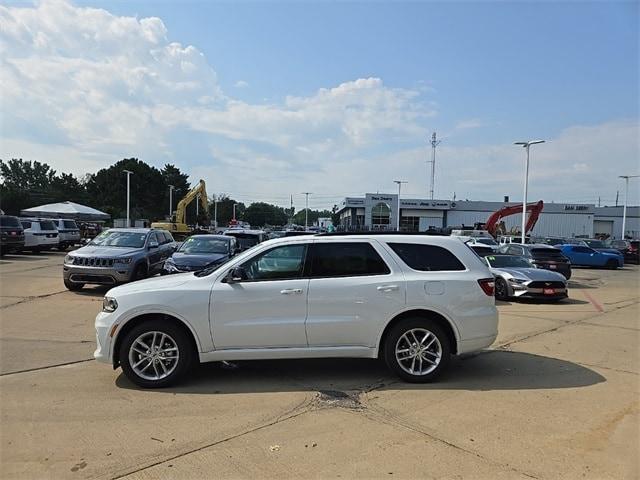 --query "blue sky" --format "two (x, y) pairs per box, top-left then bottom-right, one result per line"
(2, 0), (639, 209)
